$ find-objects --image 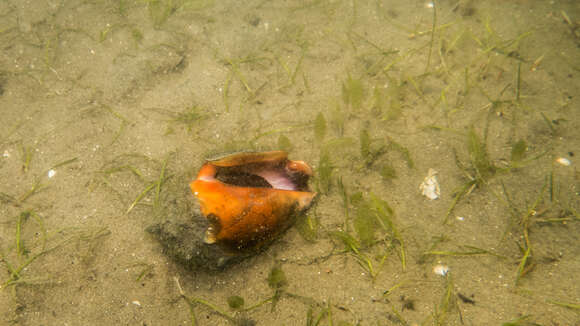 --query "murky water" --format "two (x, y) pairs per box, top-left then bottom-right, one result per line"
(1, 0), (579, 325)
